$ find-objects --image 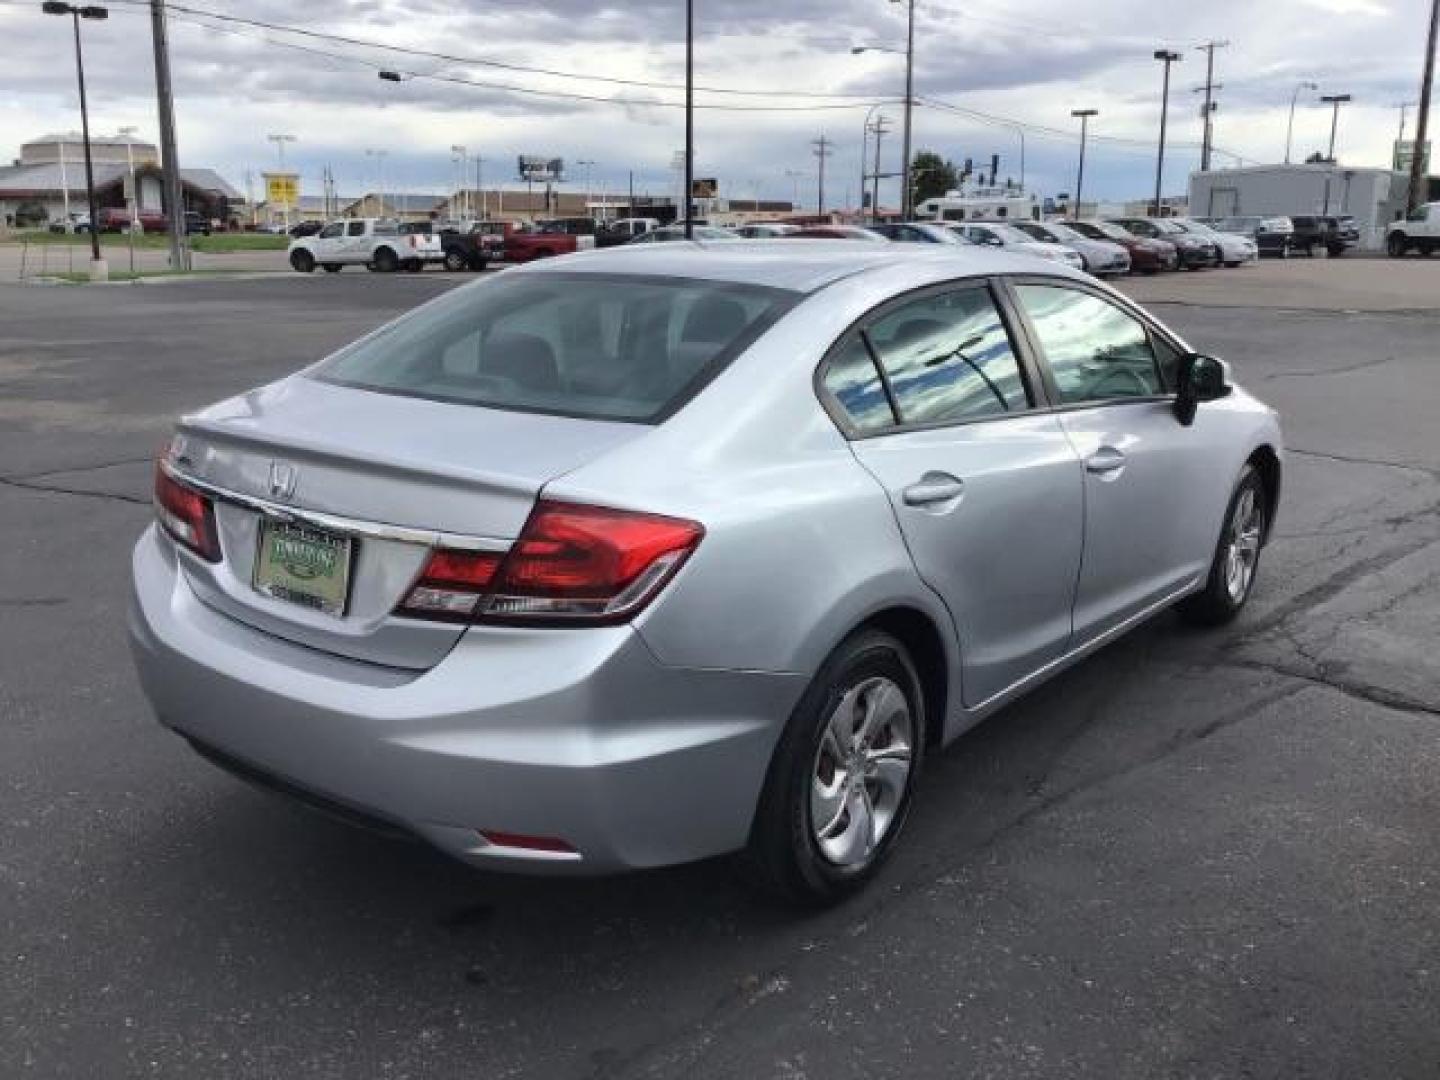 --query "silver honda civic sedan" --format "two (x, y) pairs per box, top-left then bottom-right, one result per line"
(130, 241), (1282, 904)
